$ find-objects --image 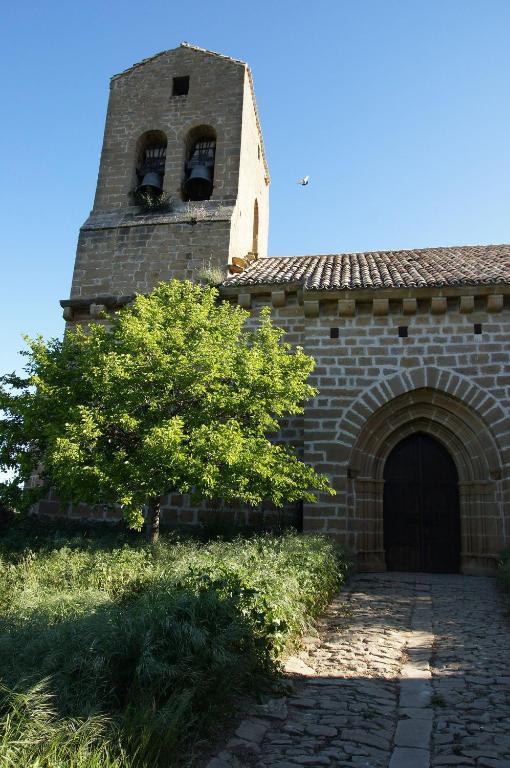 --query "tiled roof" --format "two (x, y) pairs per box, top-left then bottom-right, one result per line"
(224, 245), (510, 291)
